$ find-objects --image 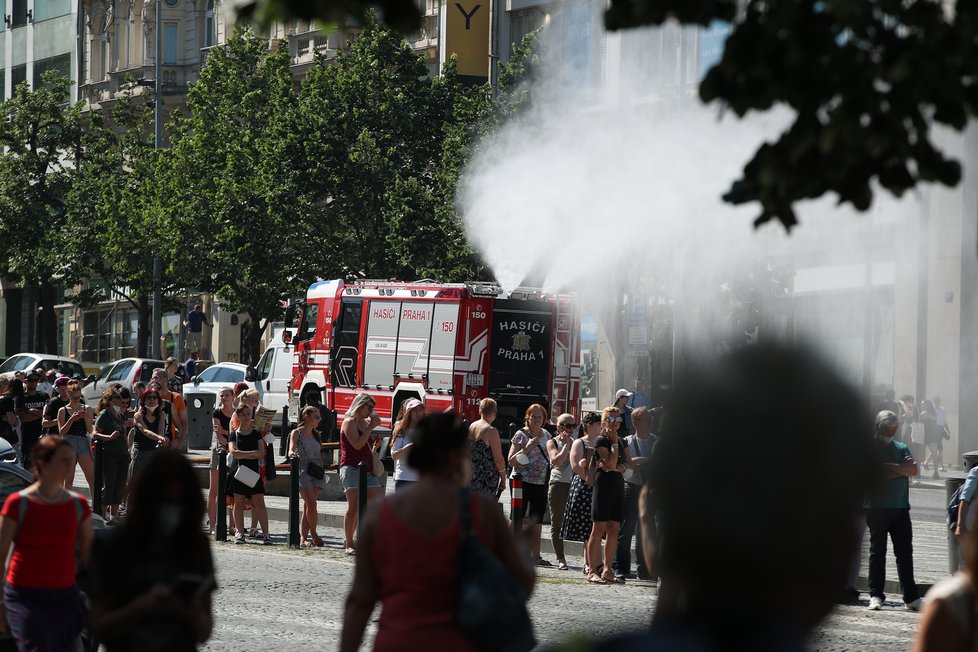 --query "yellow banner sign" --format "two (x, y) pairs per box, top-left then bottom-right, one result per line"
(444, 0), (490, 80)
